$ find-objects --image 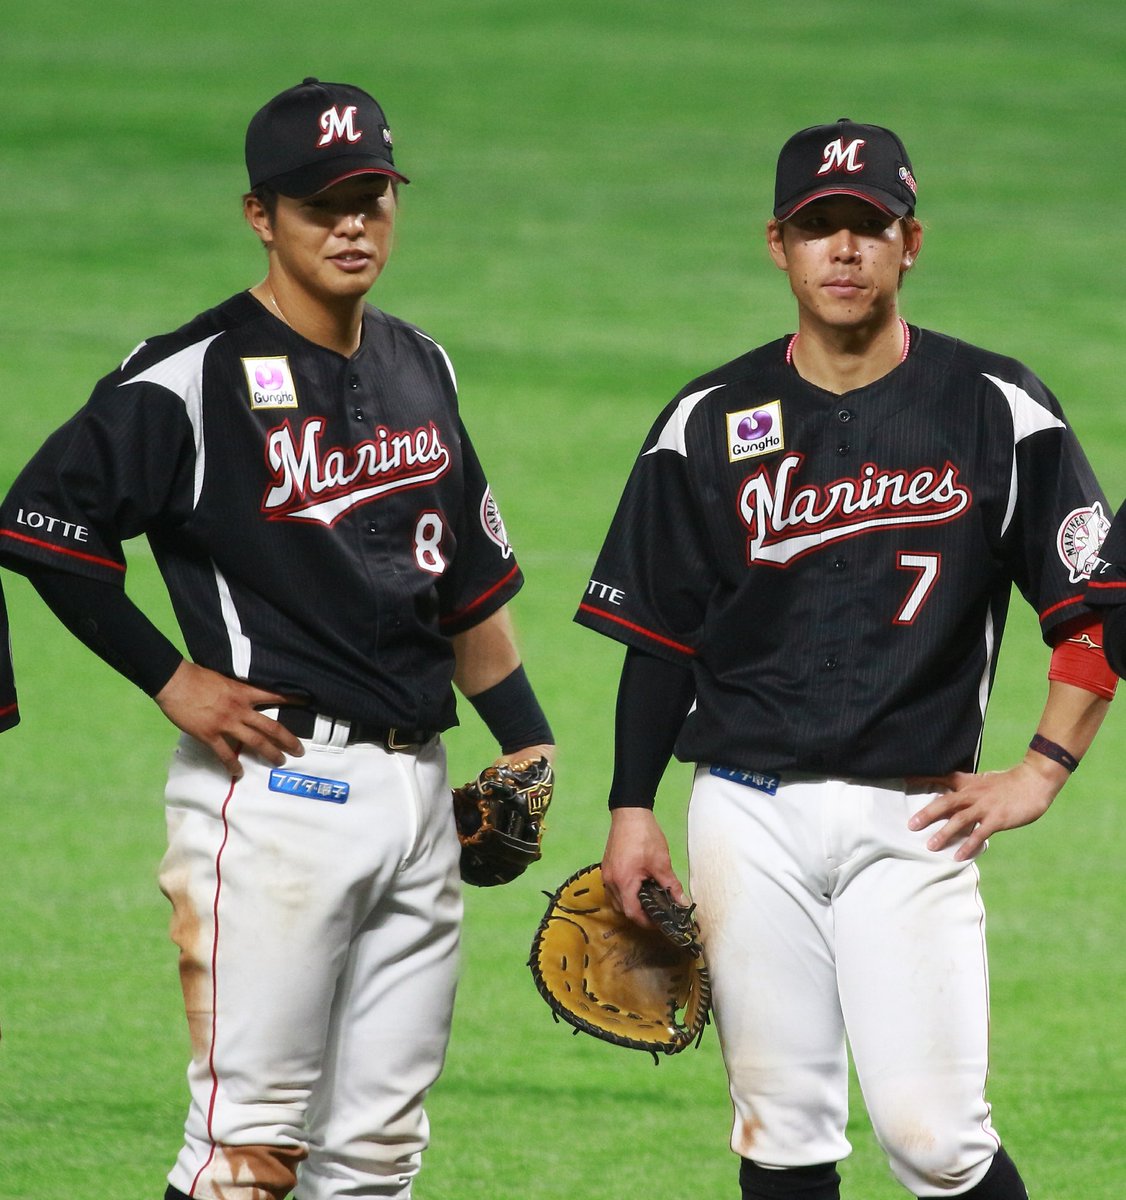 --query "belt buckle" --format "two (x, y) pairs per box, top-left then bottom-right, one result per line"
(385, 727), (415, 752)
